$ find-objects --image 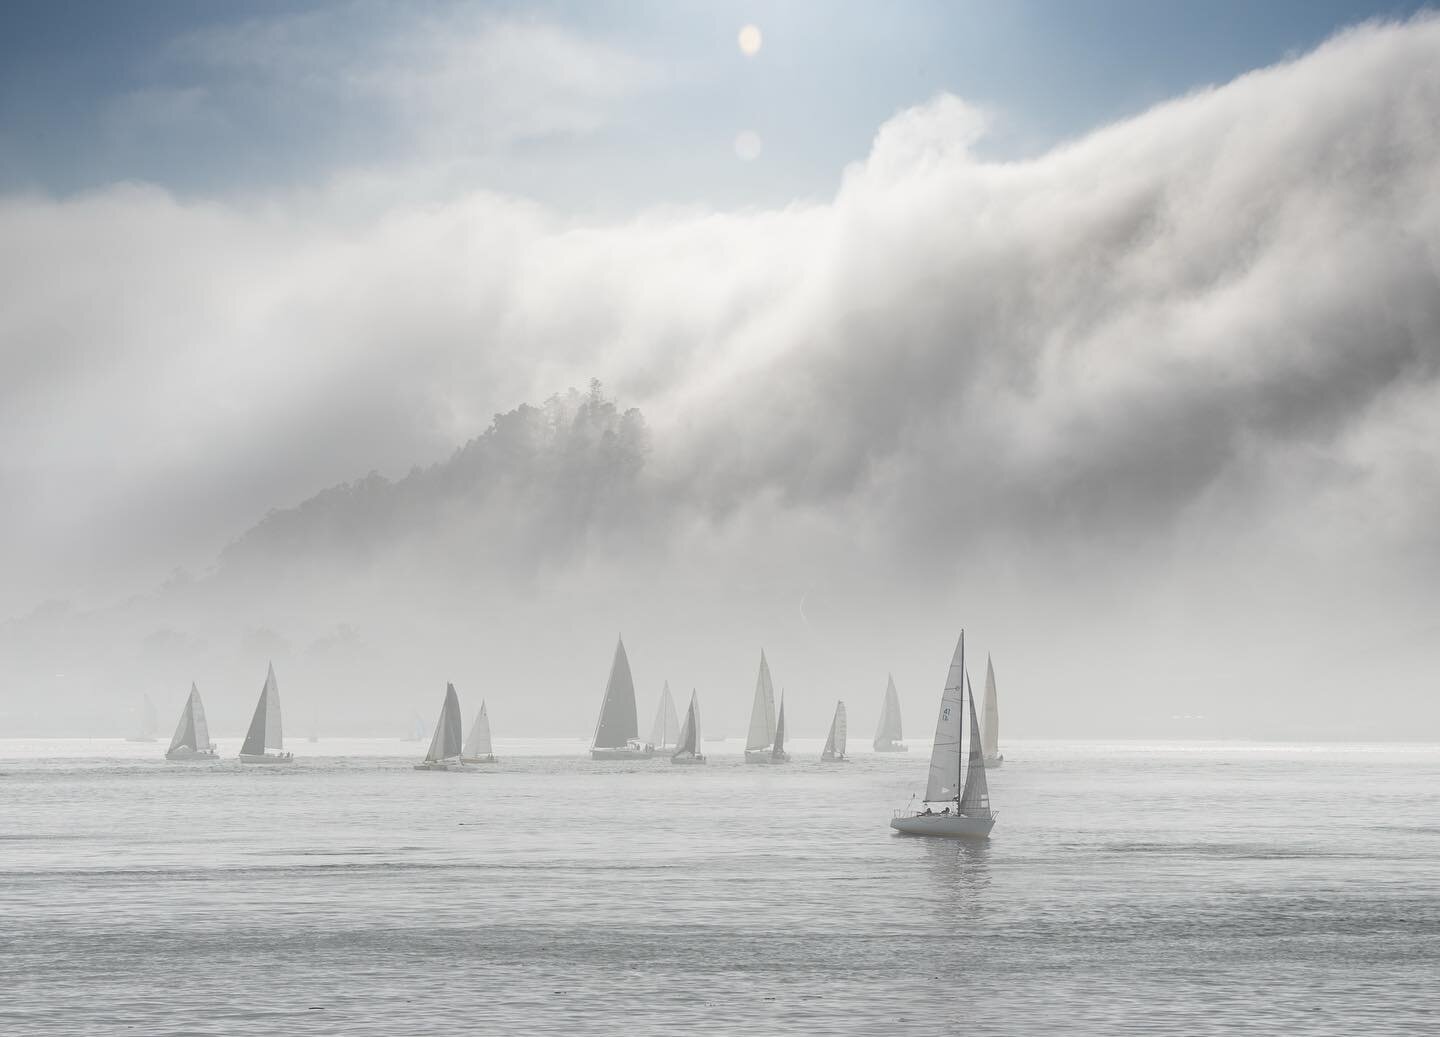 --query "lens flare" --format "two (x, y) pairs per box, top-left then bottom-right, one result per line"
(737, 24), (763, 57)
